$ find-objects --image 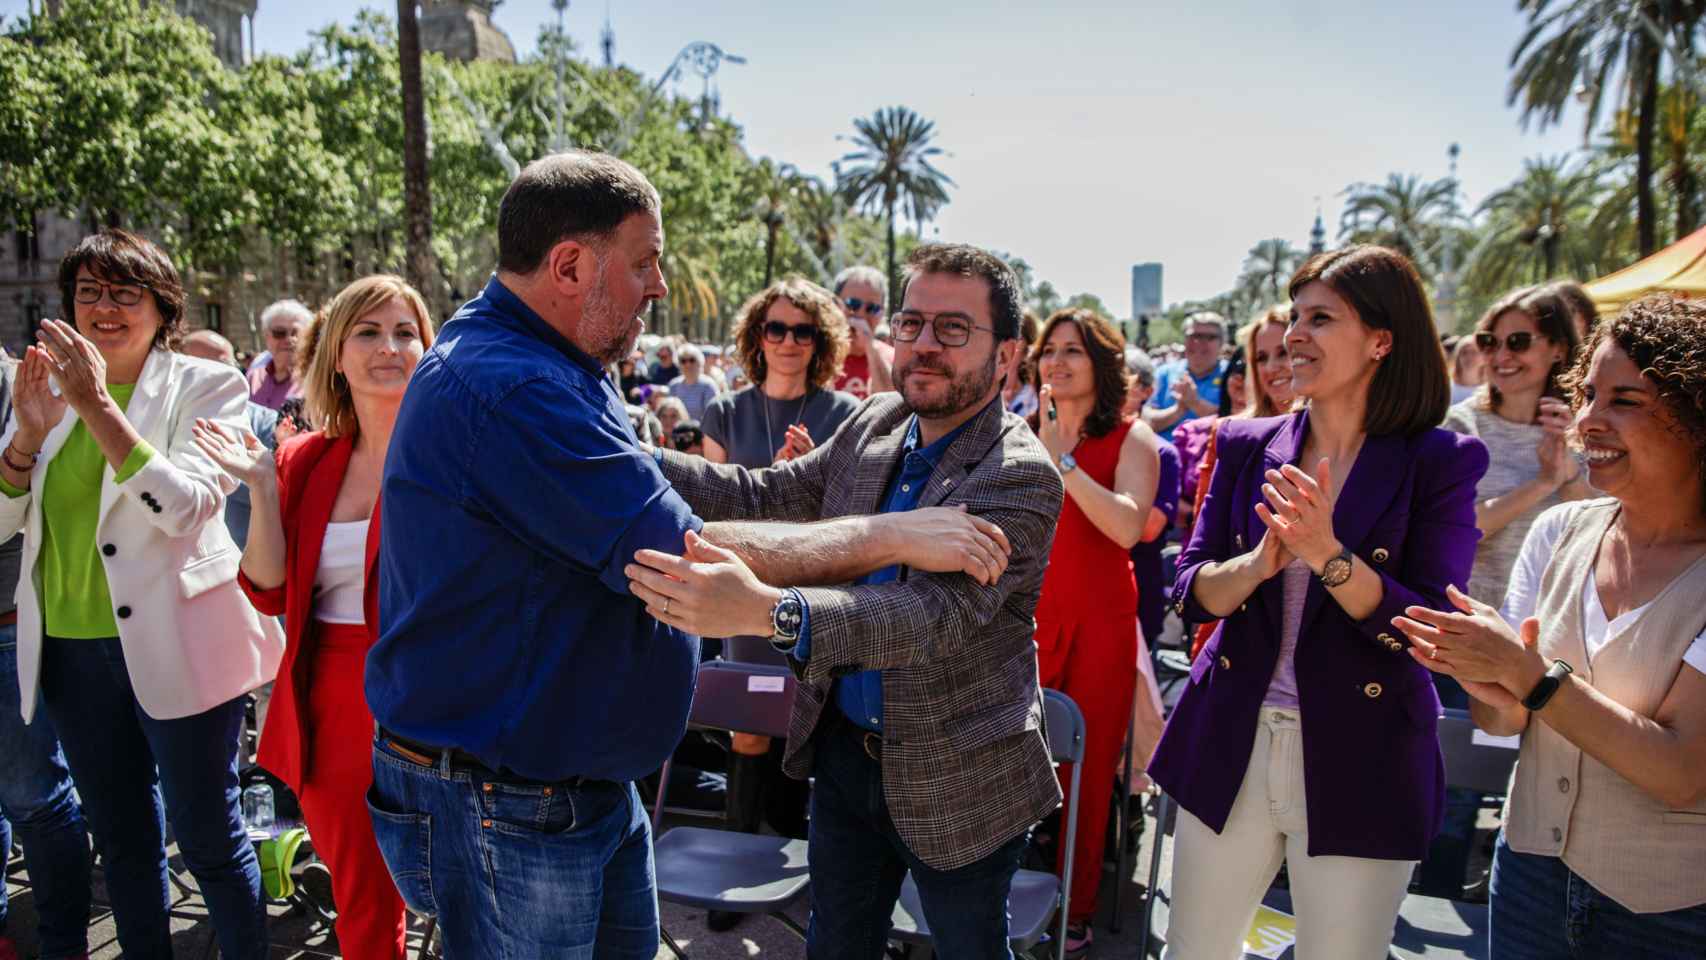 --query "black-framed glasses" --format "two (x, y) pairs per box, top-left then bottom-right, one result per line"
(73, 280), (147, 307)
(843, 296), (884, 317)
(762, 321), (820, 346)
(890, 310), (992, 348)
(1475, 331), (1536, 354)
